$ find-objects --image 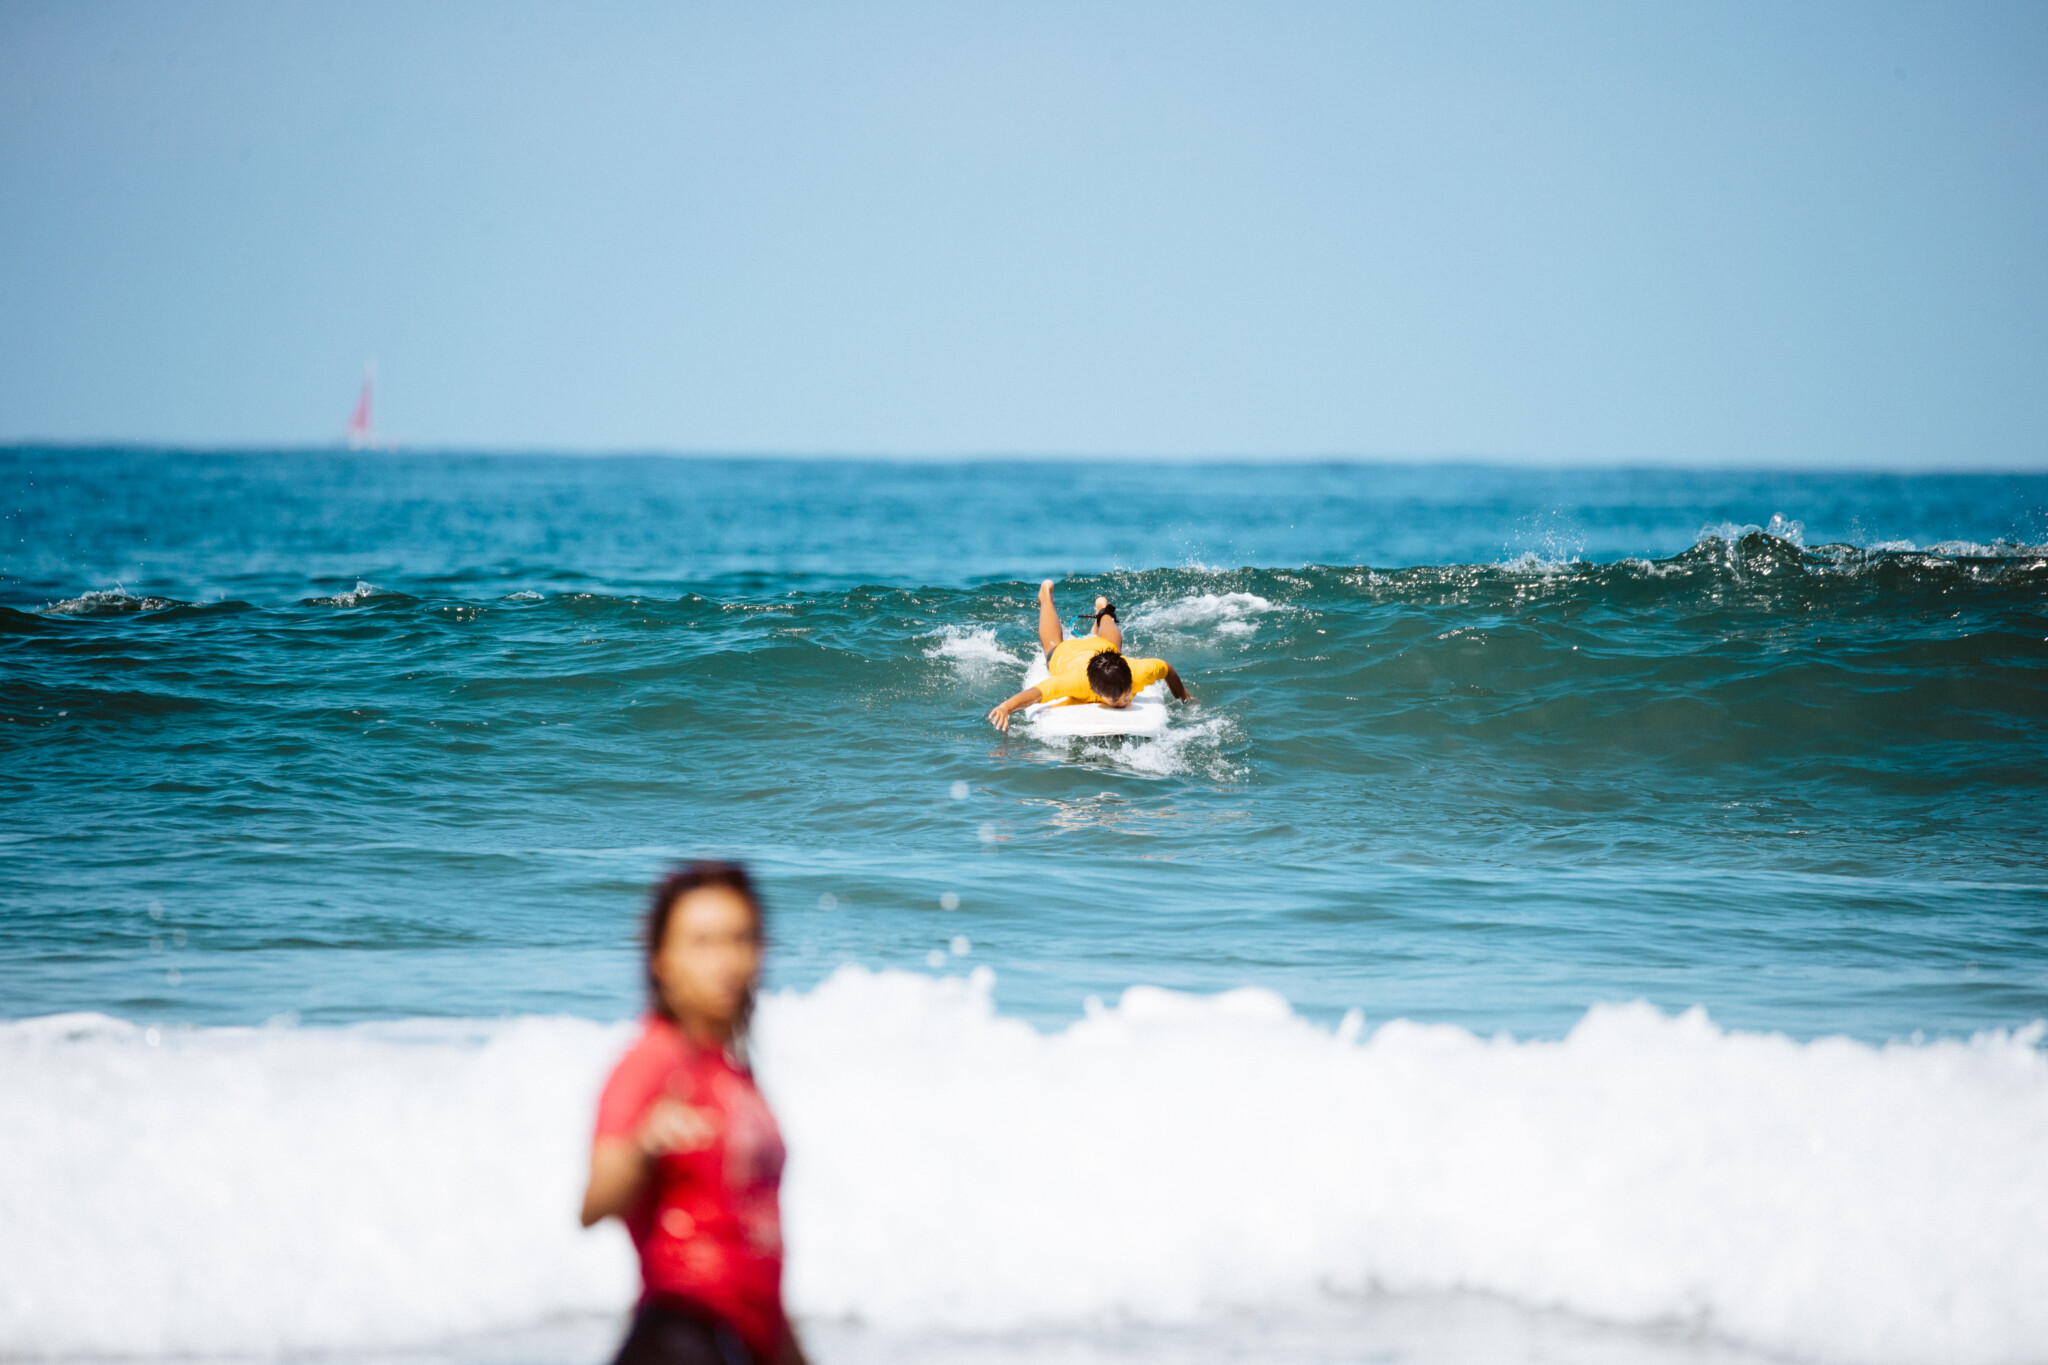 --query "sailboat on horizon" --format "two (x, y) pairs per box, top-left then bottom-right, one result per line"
(345, 361), (379, 449)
